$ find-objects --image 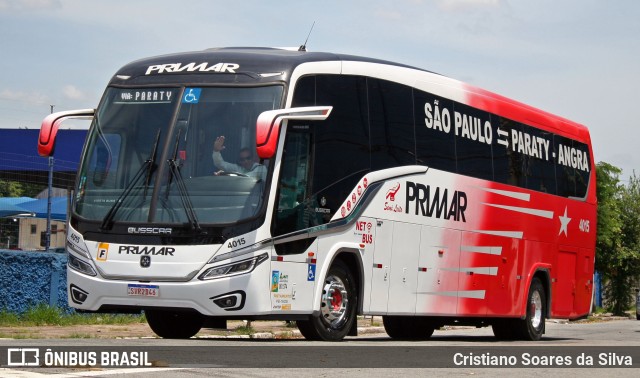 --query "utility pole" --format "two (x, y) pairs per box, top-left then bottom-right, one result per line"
(45, 105), (54, 252)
